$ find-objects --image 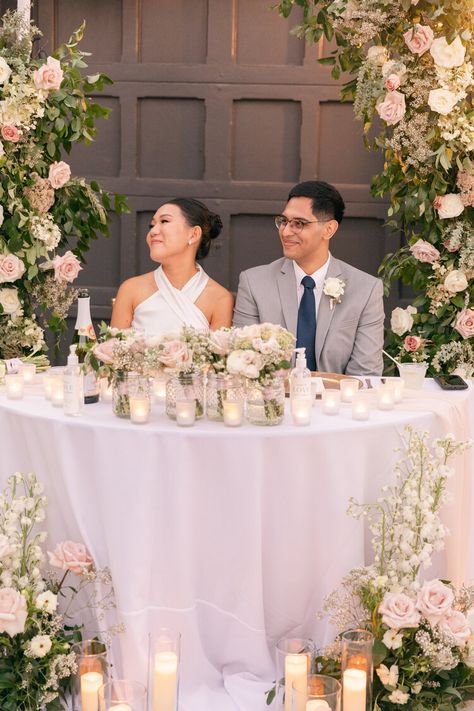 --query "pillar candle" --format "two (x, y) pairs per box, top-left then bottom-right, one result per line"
(153, 651), (178, 711)
(306, 701), (330, 710)
(5, 373), (24, 399)
(340, 379), (359, 403)
(291, 398), (312, 425)
(285, 654), (307, 711)
(352, 395), (370, 421)
(130, 396), (150, 424)
(153, 377), (167, 403)
(108, 705), (132, 711)
(176, 400), (195, 426)
(20, 363), (36, 384)
(343, 668), (366, 711)
(321, 390), (340, 415)
(223, 400), (243, 427)
(376, 386), (395, 411)
(80, 671), (103, 711)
